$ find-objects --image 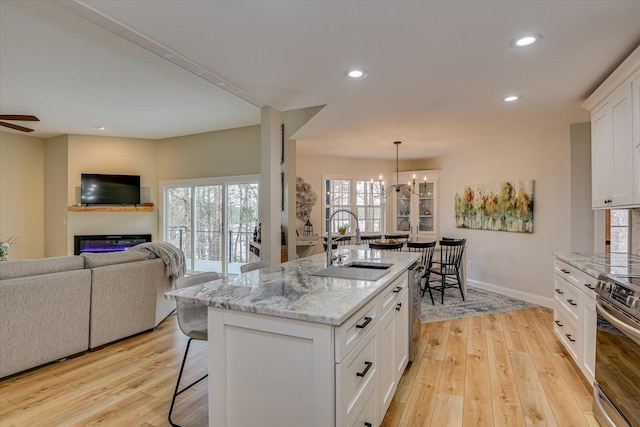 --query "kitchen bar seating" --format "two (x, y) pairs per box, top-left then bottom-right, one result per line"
(169, 272), (220, 427)
(428, 239), (466, 304)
